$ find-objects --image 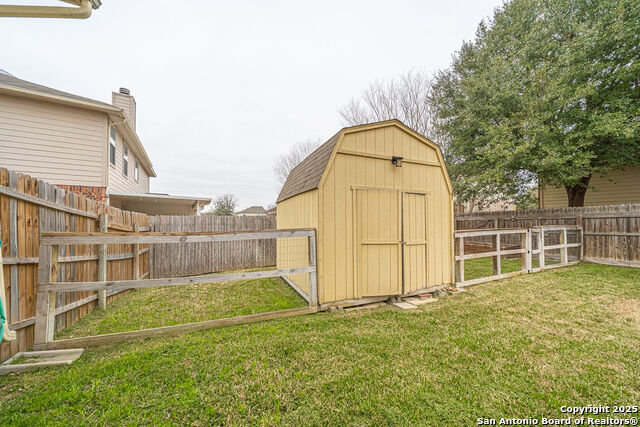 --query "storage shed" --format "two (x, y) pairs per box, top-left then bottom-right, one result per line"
(277, 120), (454, 307)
